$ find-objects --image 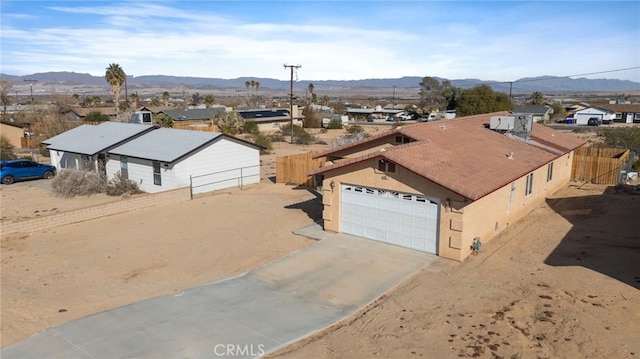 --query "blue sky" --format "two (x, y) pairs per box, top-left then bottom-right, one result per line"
(1, 1), (639, 82)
